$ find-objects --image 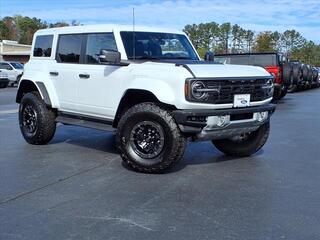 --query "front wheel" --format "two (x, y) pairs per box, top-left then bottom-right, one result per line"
(212, 122), (270, 157)
(19, 92), (56, 145)
(116, 103), (187, 173)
